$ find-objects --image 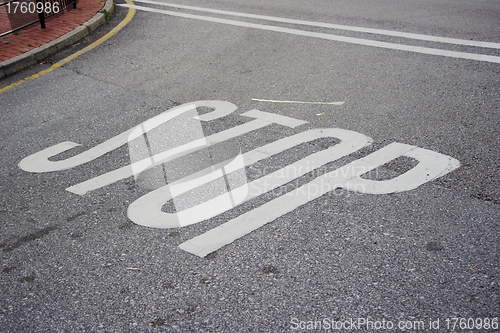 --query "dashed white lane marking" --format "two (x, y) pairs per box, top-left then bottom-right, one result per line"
(117, 4), (500, 64)
(128, 0), (500, 50)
